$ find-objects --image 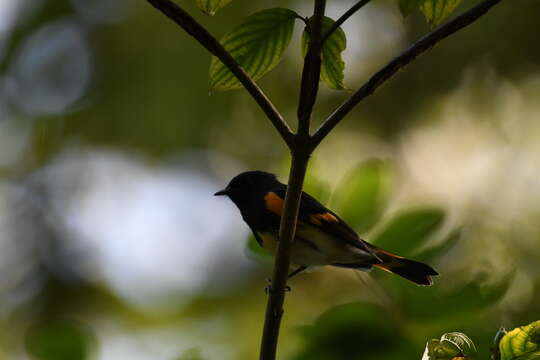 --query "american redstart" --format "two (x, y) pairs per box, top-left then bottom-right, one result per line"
(215, 171), (438, 285)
